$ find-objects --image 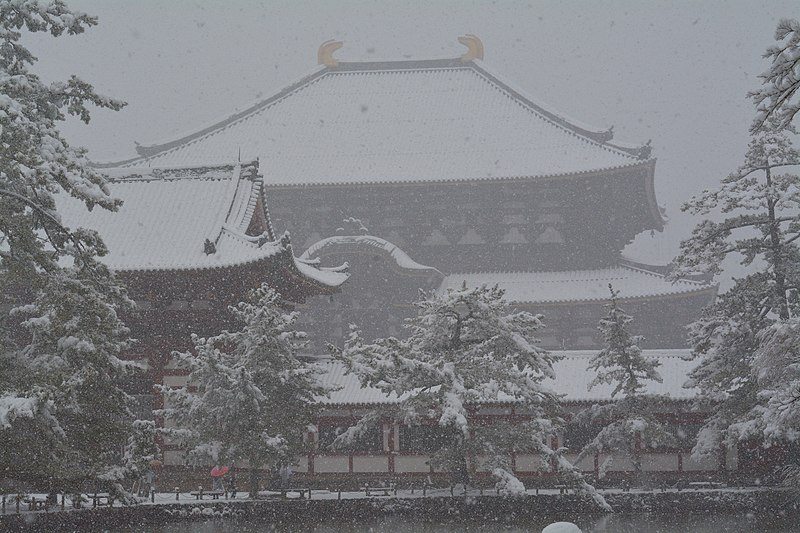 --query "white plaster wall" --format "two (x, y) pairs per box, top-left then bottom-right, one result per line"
(607, 454), (635, 471)
(473, 455), (506, 472)
(642, 453), (678, 471)
(395, 455), (431, 473)
(565, 453), (595, 471)
(683, 453), (717, 471)
(352, 455), (389, 473)
(515, 454), (547, 472)
(314, 455), (349, 473)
